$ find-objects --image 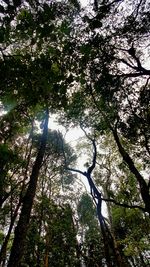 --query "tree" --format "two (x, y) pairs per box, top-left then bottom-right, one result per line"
(7, 107), (49, 267)
(23, 199), (79, 267)
(63, 130), (128, 267)
(0, 0), (149, 266)
(77, 193), (104, 267)
(0, 0), (81, 265)
(60, 0), (150, 214)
